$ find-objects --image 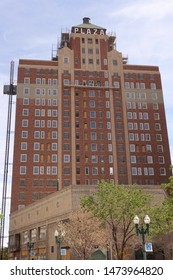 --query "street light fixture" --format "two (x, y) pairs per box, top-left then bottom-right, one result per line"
(133, 215), (150, 260)
(27, 240), (34, 260)
(54, 225), (65, 260)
